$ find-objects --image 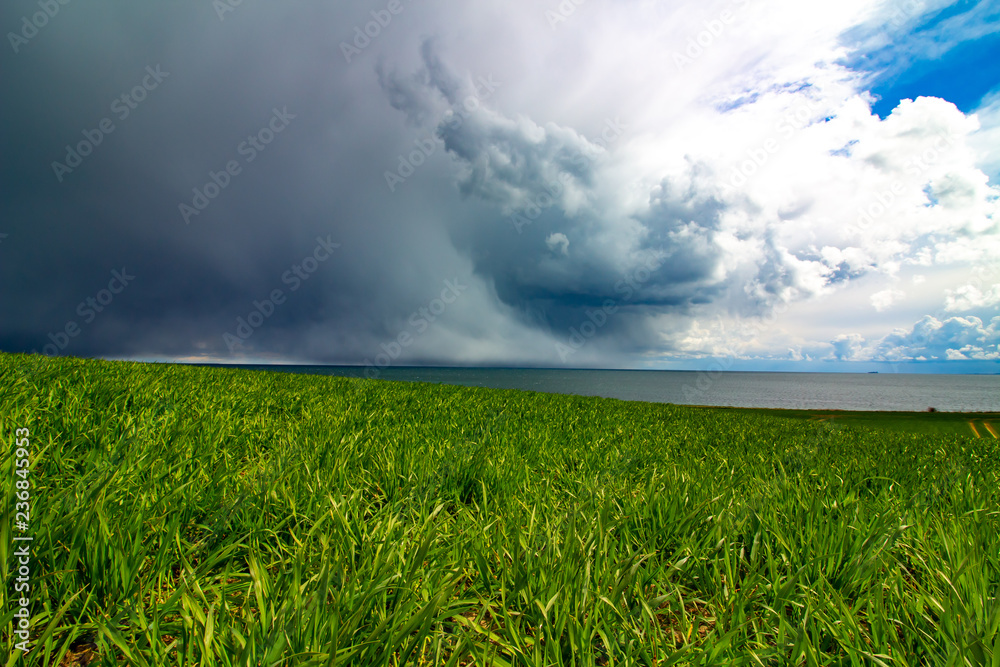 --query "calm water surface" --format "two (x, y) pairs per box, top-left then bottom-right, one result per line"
(223, 366), (1000, 412)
